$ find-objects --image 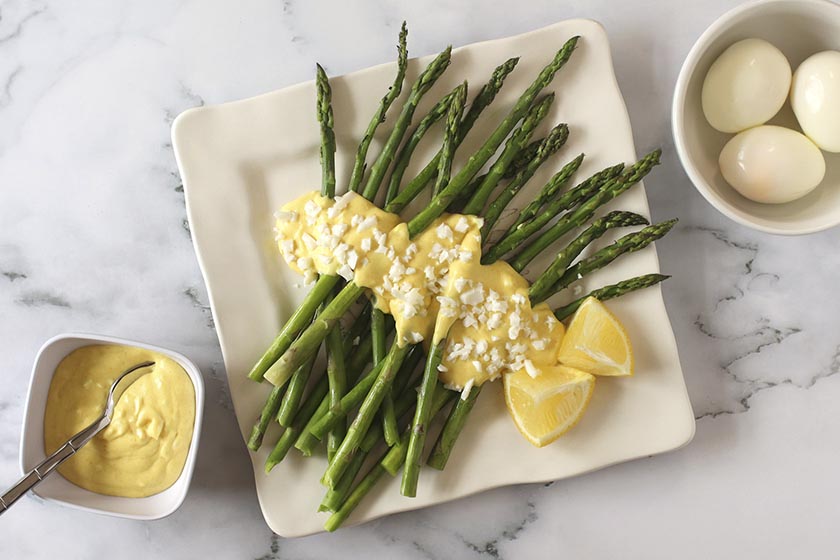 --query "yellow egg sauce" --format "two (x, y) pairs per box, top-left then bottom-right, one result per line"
(43, 345), (195, 498)
(274, 191), (567, 392)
